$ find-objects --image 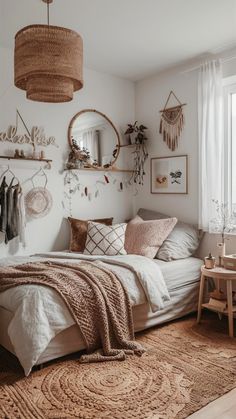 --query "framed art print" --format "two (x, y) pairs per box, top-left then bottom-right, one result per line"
(151, 155), (188, 194)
